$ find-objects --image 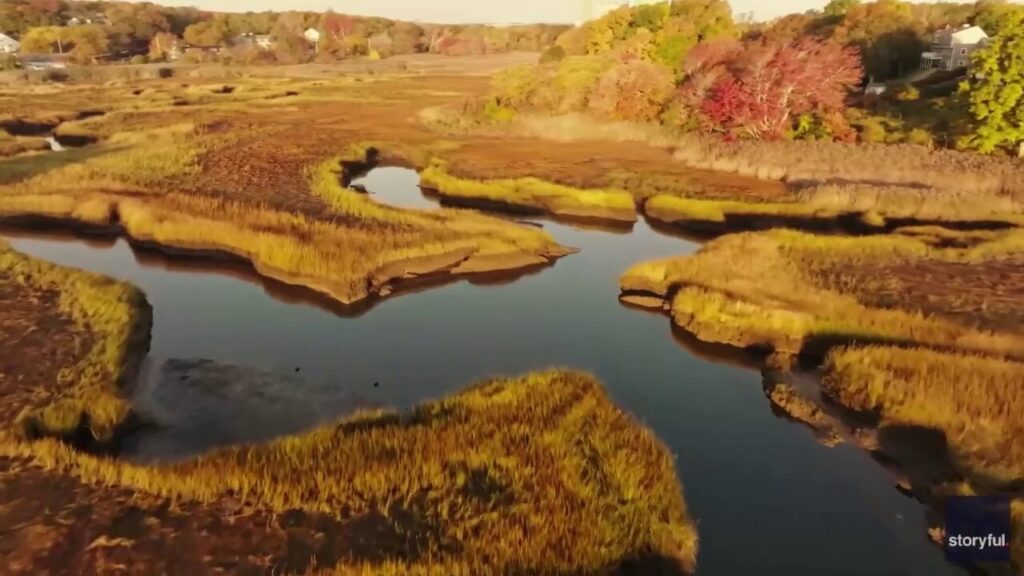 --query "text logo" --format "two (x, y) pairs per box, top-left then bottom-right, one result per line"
(945, 495), (1011, 564)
